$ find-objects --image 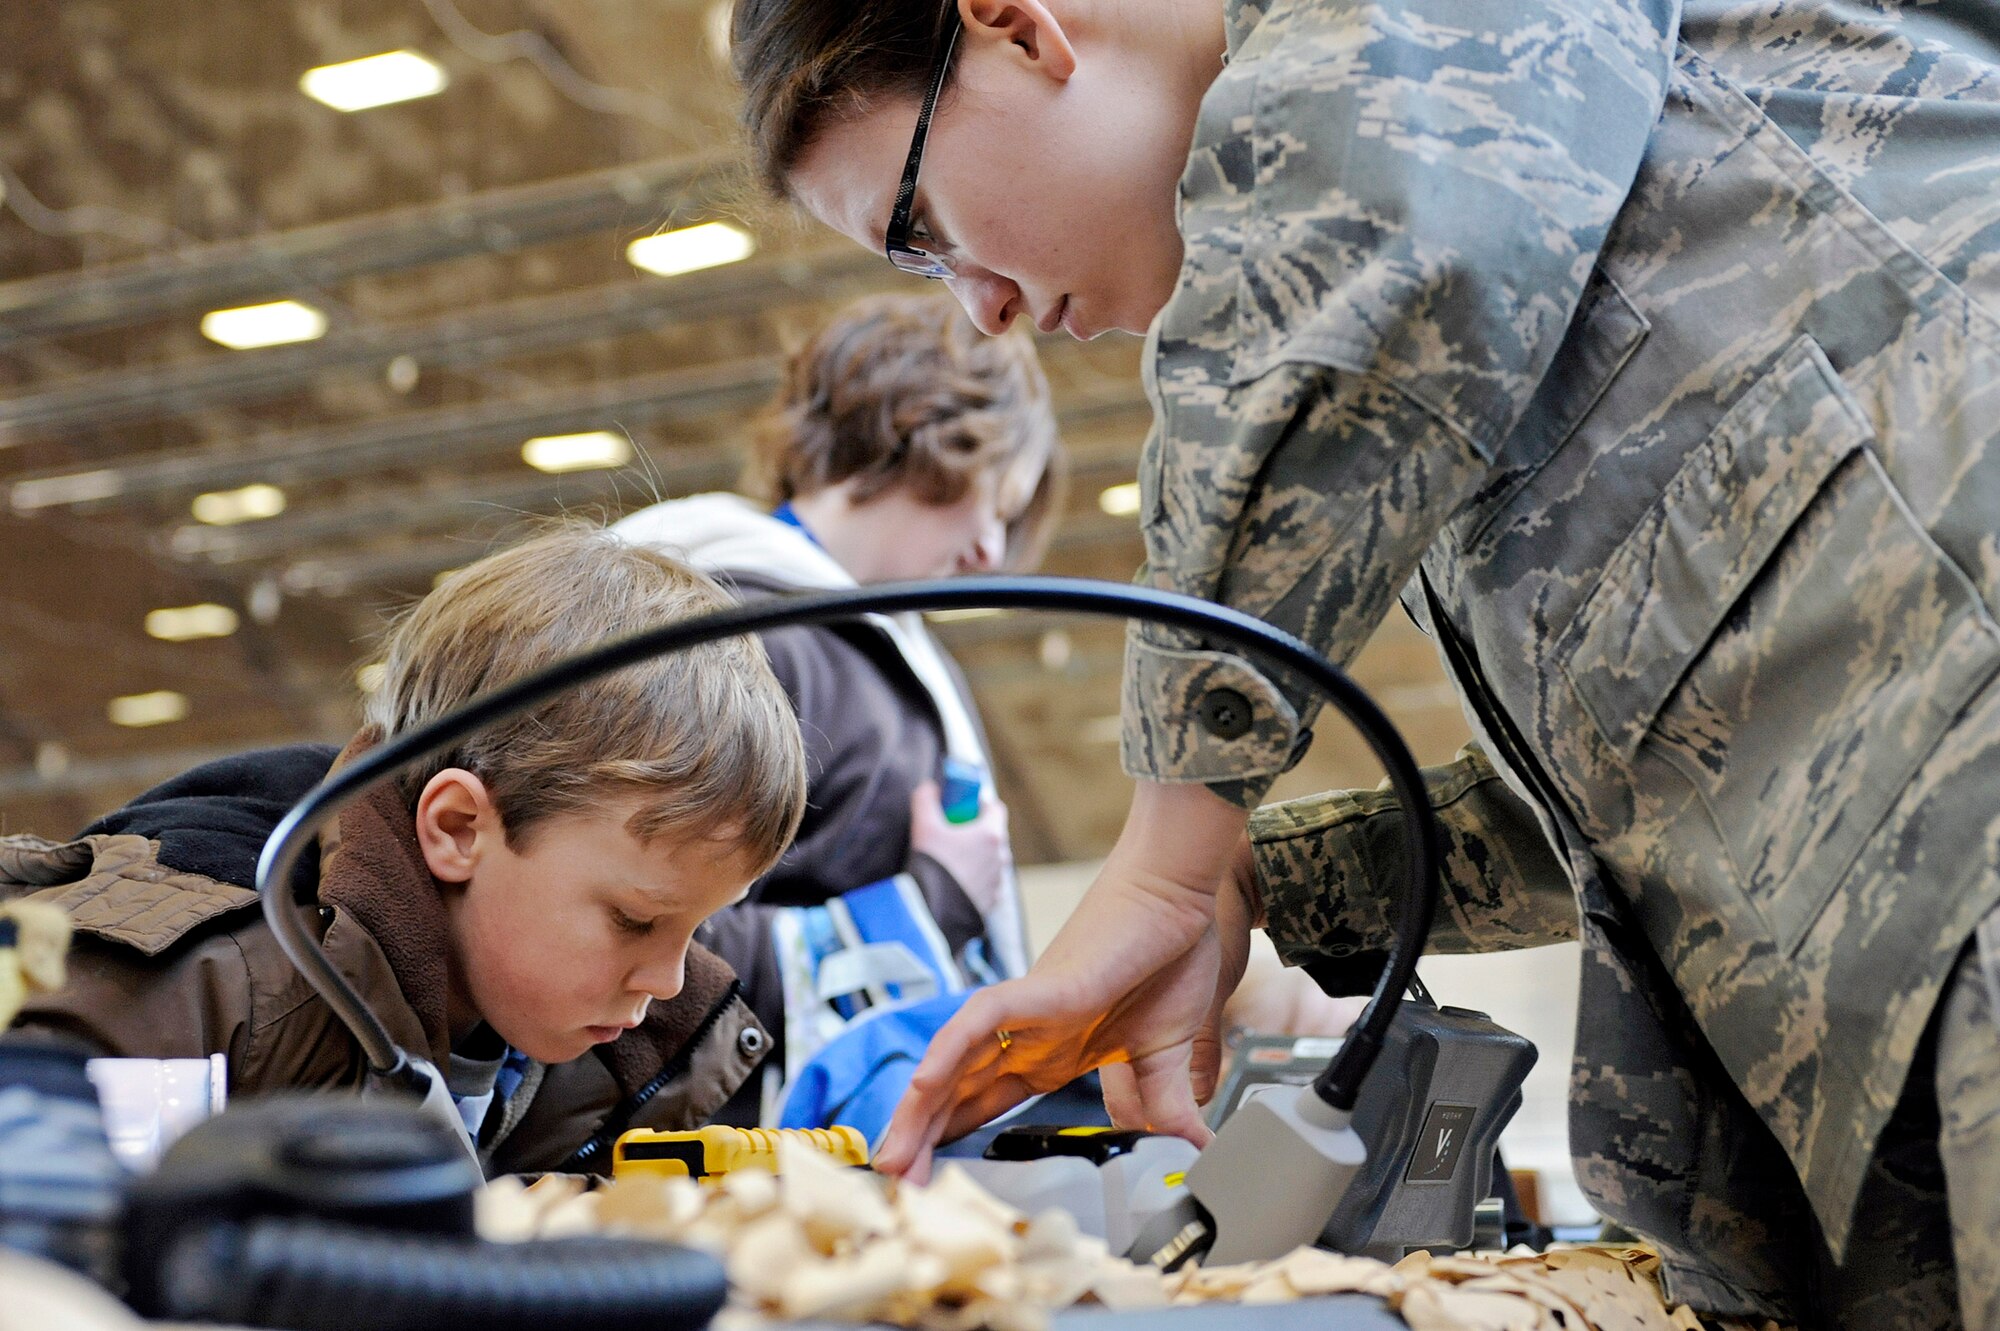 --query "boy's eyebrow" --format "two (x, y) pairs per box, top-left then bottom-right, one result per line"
(624, 882), (682, 907)
(603, 875), (671, 908)
(622, 878), (751, 909)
